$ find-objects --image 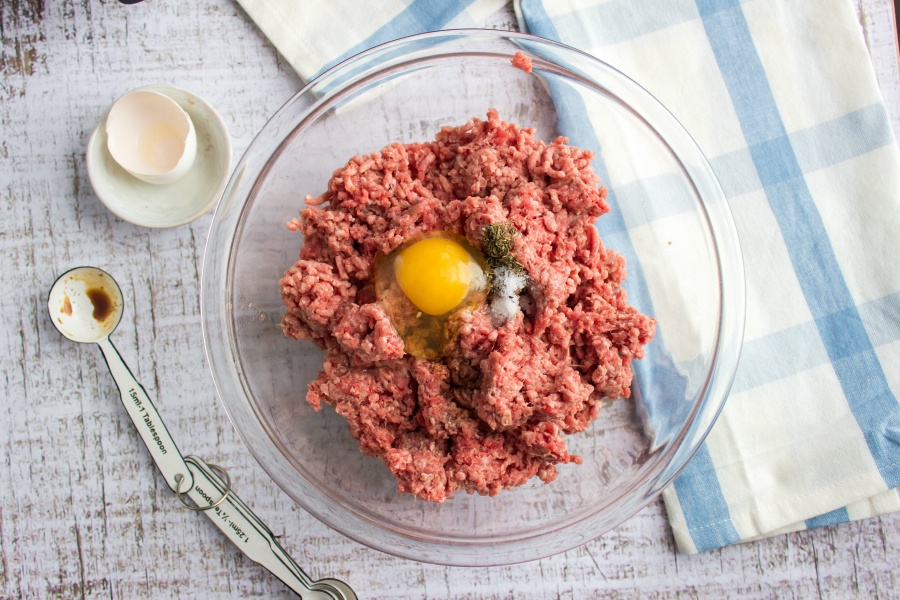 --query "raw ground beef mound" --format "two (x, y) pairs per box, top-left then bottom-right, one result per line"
(280, 110), (655, 502)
